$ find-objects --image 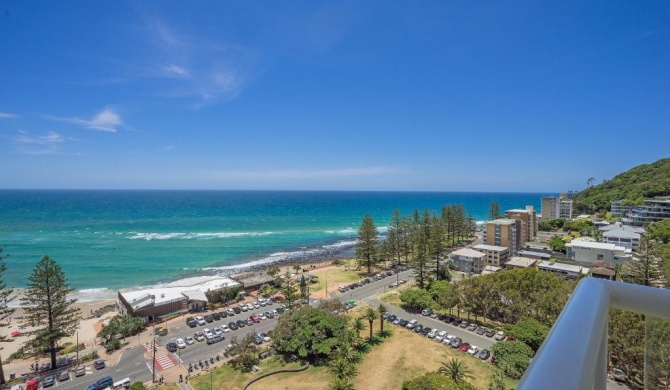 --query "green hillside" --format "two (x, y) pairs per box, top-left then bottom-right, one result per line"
(573, 157), (670, 213)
